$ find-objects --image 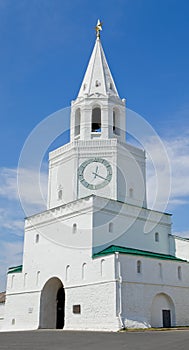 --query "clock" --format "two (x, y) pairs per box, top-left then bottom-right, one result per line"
(78, 158), (112, 190)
